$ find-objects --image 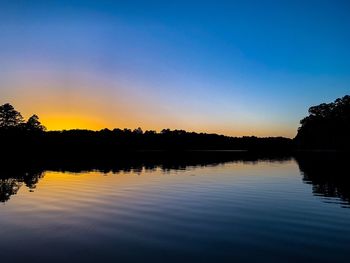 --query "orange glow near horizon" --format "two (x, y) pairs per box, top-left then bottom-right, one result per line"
(3, 100), (296, 138)
(39, 113), (295, 138)
(40, 114), (107, 131)
(2, 73), (297, 138)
